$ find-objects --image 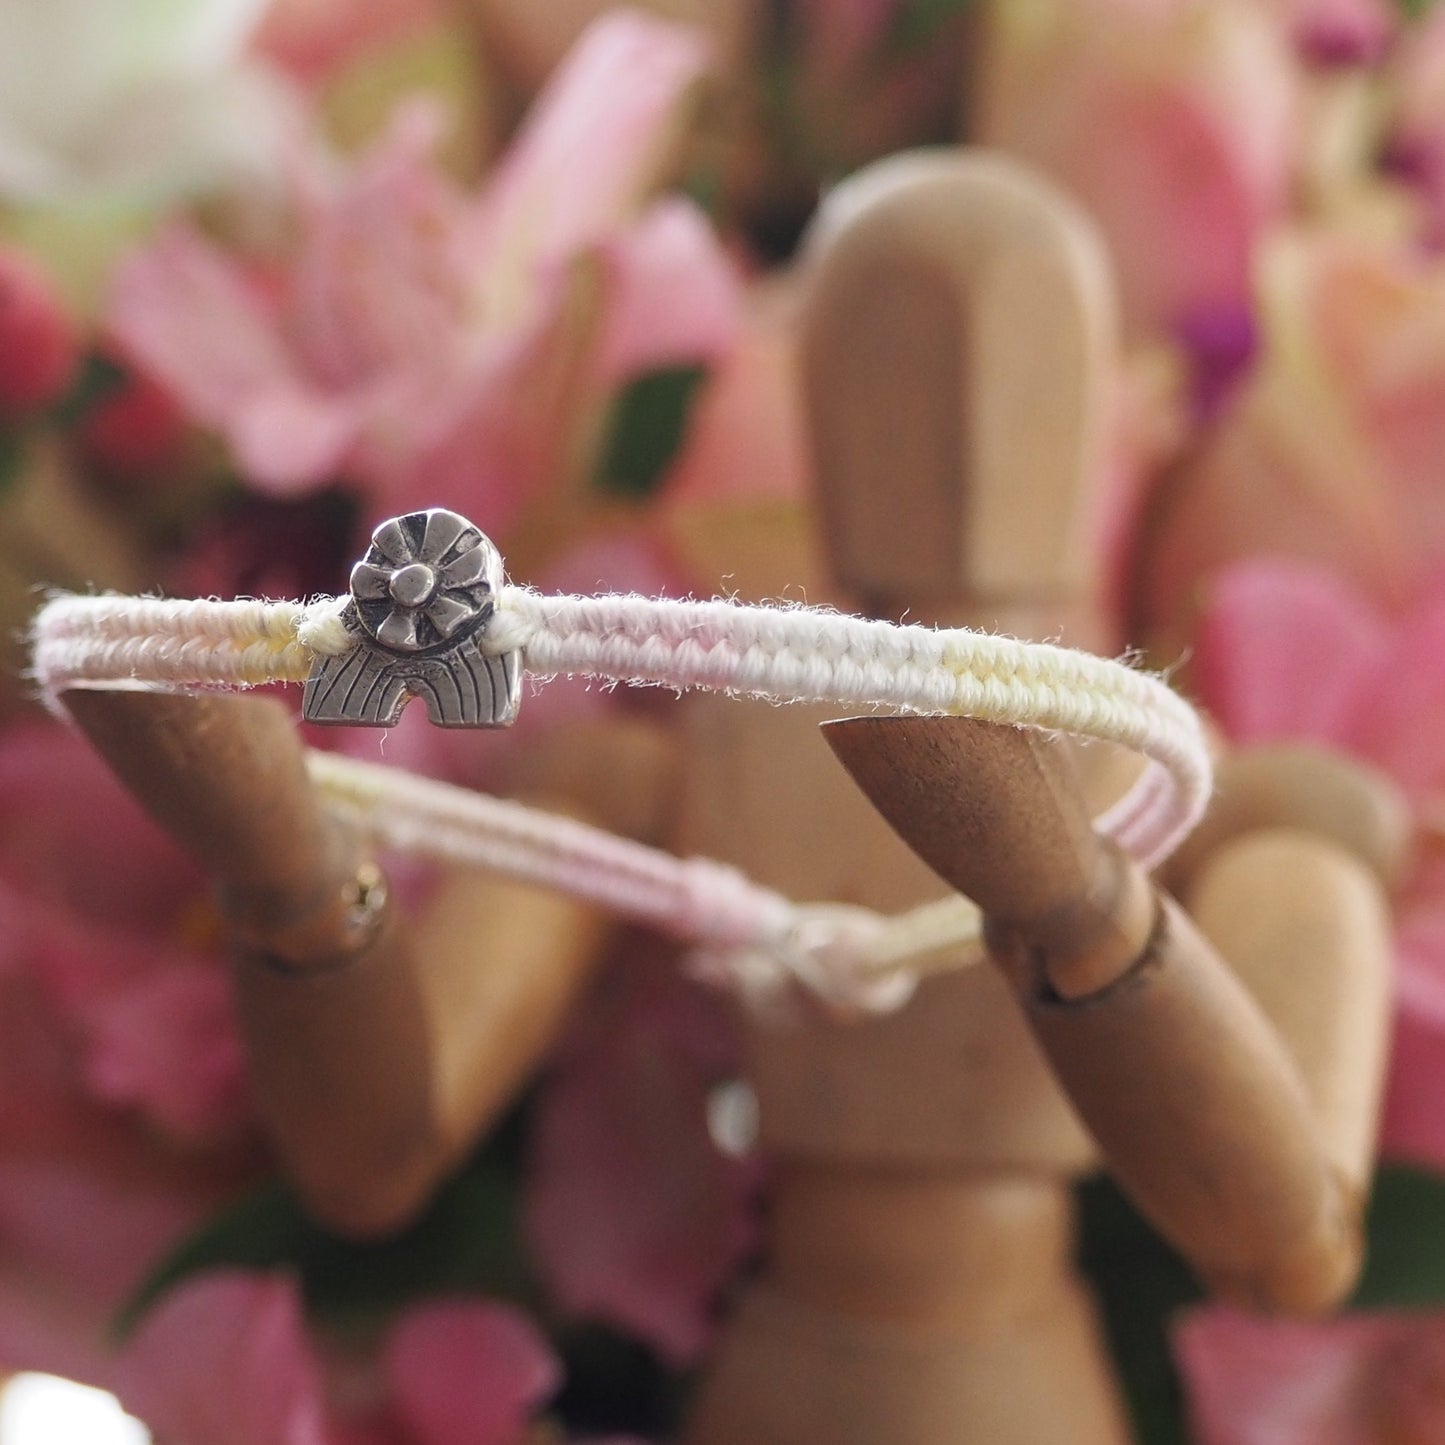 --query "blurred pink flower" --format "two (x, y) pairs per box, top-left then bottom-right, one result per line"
(1283, 0), (1395, 68)
(1192, 559), (1445, 1166)
(116, 1271), (564, 1445)
(524, 944), (764, 1365)
(1388, 5), (1445, 246)
(0, 723), (259, 1382)
(0, 915), (246, 1387)
(785, 0), (966, 177)
(255, 0), (443, 85)
(77, 361), (189, 485)
(0, 1159), (210, 1324)
(117, 1272), (329, 1445)
(462, 1), (749, 95)
(1385, 903), (1445, 1169)
(0, 247), (77, 415)
(379, 1299), (560, 1445)
(1135, 230), (1445, 646)
(796, 0), (903, 69)
(981, 0), (1299, 344)
(1194, 560), (1445, 794)
(108, 10), (739, 533)
(0, 980), (251, 1390)
(473, 0), (956, 208)
(80, 960), (249, 1141)
(1176, 1304), (1445, 1444)
(656, 277), (821, 599)
(0, 723), (205, 930)
(0, 725), (249, 1144)
(0, 1098), (240, 1388)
